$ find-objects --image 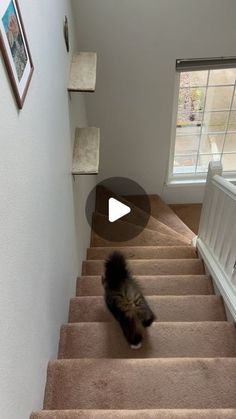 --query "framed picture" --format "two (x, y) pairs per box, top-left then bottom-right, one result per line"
(0, 0), (34, 109)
